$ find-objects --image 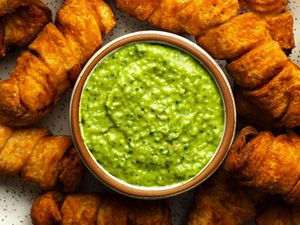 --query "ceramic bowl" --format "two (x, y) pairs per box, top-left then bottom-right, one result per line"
(70, 31), (236, 199)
